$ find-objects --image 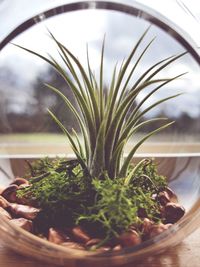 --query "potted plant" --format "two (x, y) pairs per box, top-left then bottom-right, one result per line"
(0, 28), (185, 252)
